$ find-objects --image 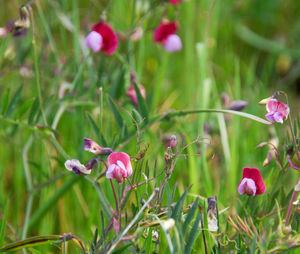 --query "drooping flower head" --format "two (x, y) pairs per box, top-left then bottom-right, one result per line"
(65, 159), (91, 175)
(106, 152), (133, 183)
(265, 99), (289, 124)
(238, 167), (266, 196)
(84, 138), (112, 155)
(85, 22), (118, 54)
(153, 21), (182, 52)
